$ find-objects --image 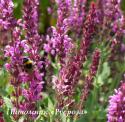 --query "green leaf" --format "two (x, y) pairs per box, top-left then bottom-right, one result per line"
(3, 97), (13, 109)
(60, 112), (67, 122)
(3, 109), (13, 122)
(48, 97), (54, 114)
(5, 85), (14, 96)
(96, 62), (110, 86)
(0, 68), (9, 87)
